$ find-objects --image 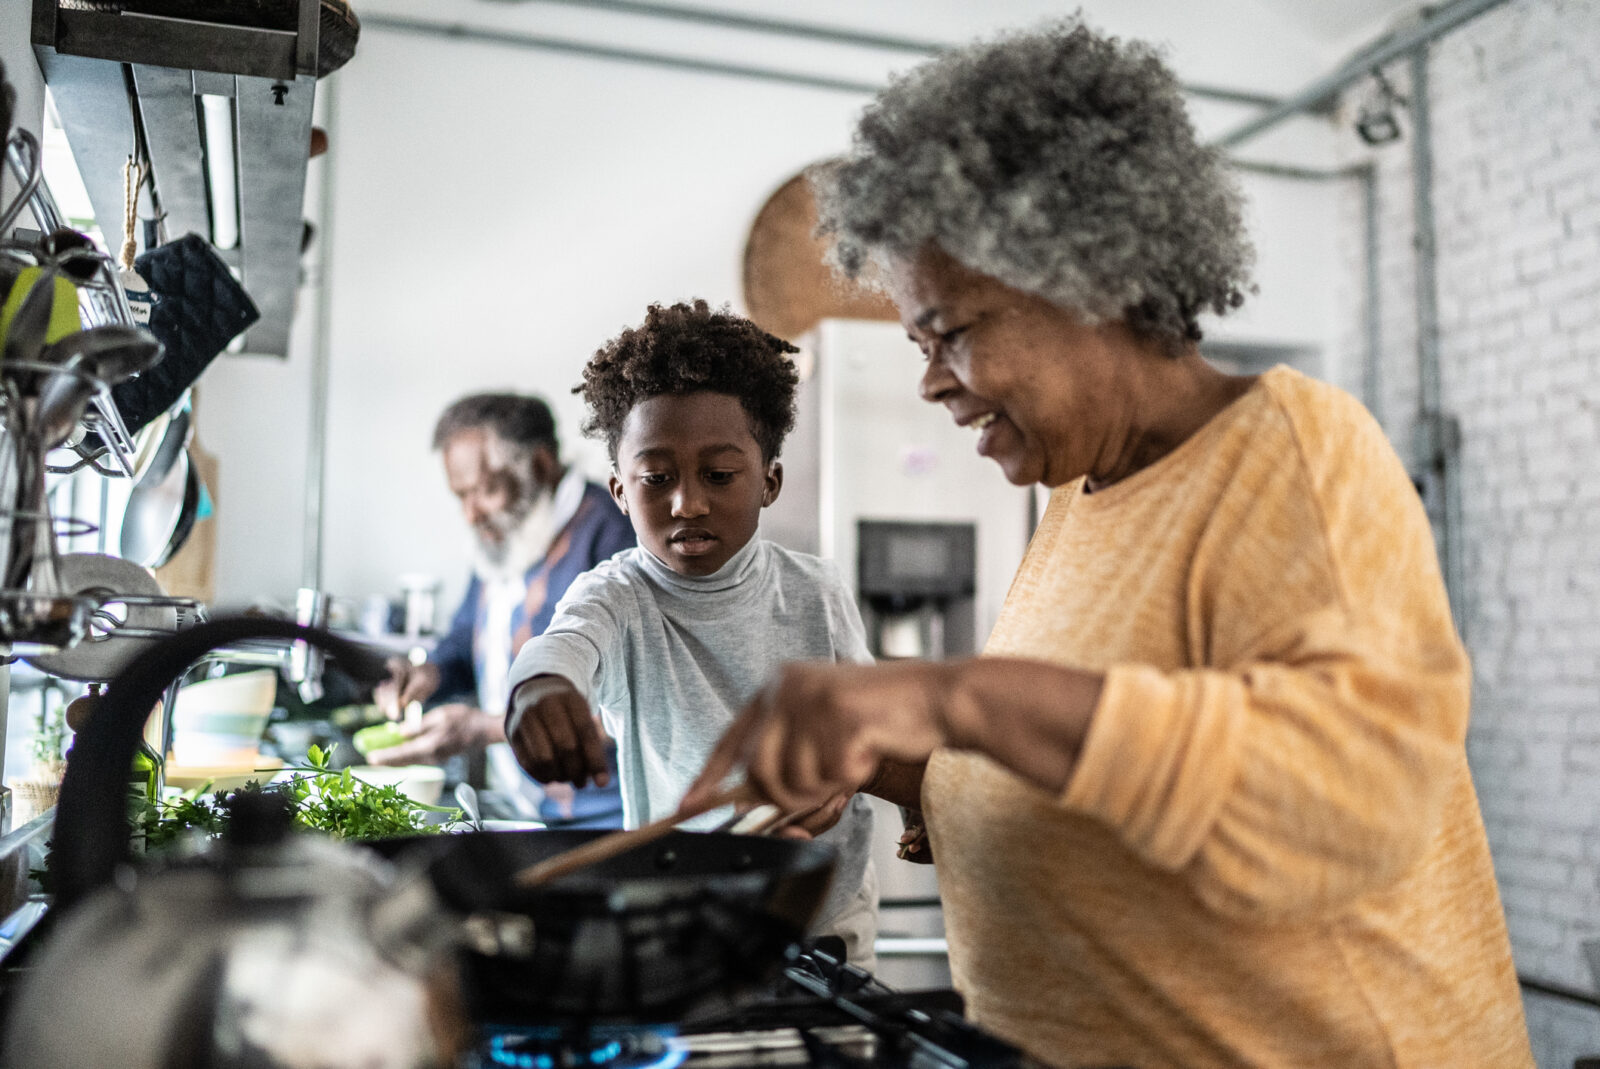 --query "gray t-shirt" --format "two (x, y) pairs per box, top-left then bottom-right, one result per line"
(506, 535), (876, 930)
